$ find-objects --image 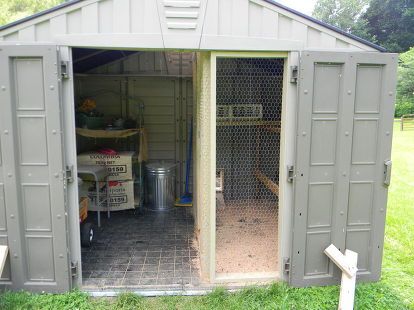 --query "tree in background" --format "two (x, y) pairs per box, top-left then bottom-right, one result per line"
(395, 48), (414, 117)
(0, 0), (64, 26)
(312, 0), (370, 33)
(313, 0), (414, 52)
(362, 0), (414, 52)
